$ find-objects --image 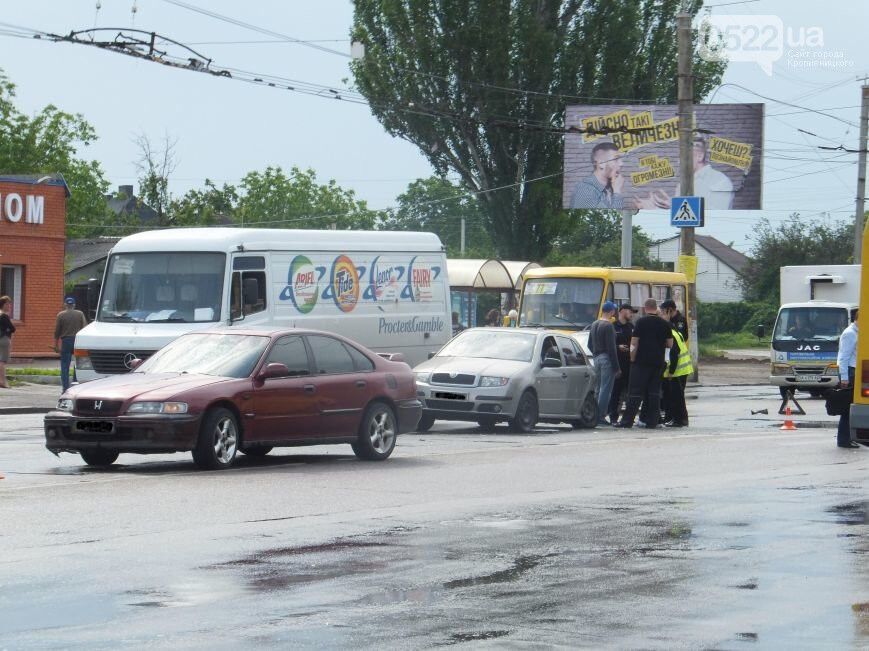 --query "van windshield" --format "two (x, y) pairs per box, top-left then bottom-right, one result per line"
(98, 252), (226, 323)
(519, 277), (604, 329)
(773, 307), (849, 342)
